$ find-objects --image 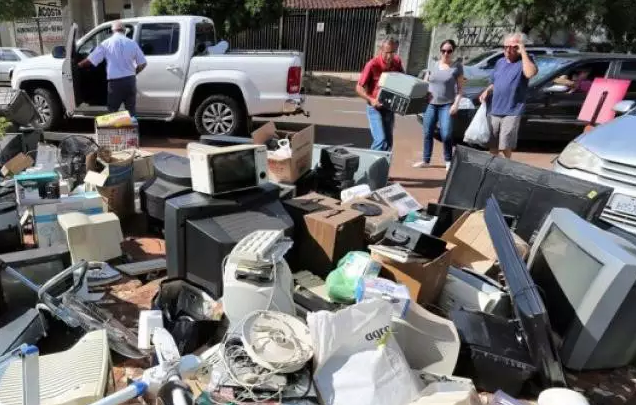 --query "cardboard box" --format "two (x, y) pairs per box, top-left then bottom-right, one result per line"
(113, 149), (154, 182)
(32, 191), (104, 247)
(1, 153), (34, 177)
(372, 248), (451, 306)
(441, 210), (529, 275)
(252, 121), (315, 184)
